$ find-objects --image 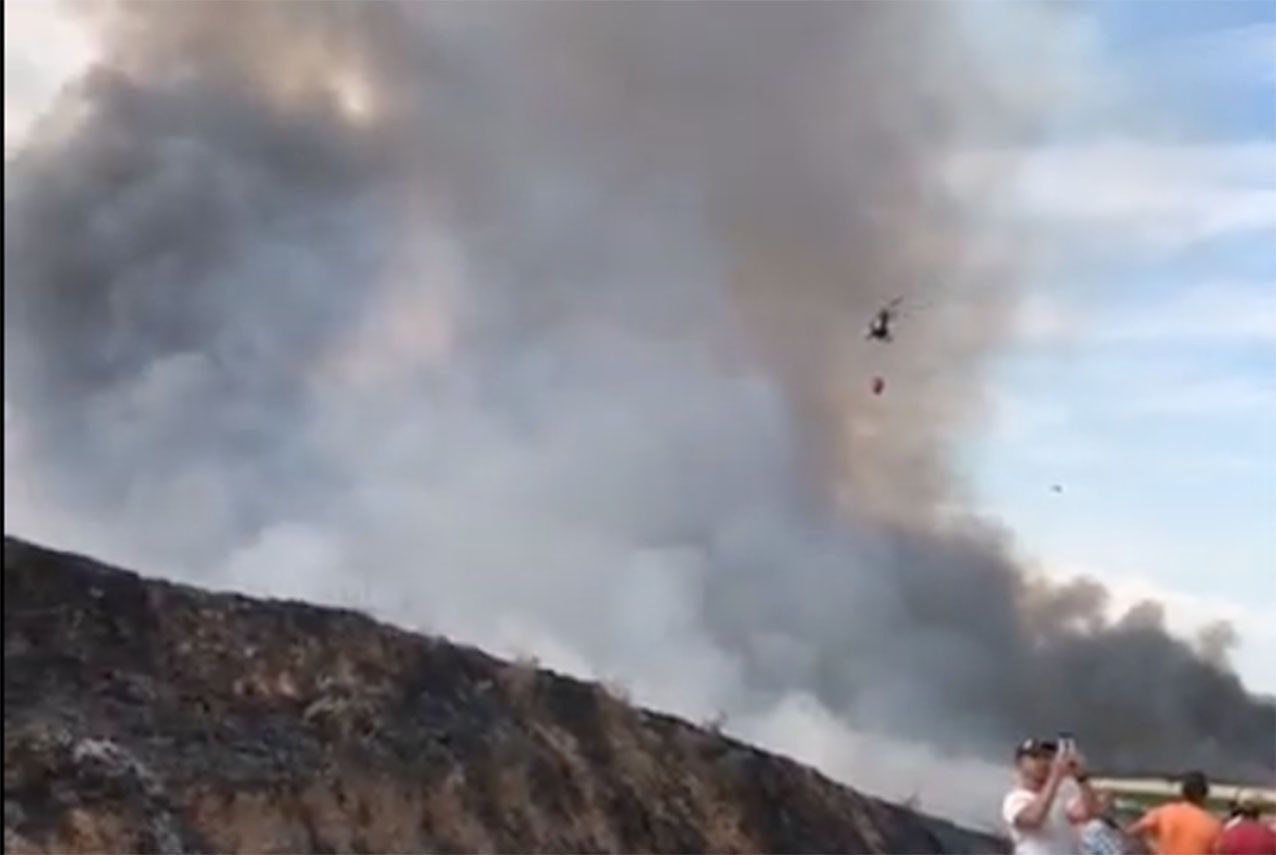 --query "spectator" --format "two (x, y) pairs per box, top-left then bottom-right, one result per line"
(1003, 738), (1096, 855)
(1216, 793), (1276, 855)
(1127, 771), (1222, 855)
(1080, 791), (1130, 855)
